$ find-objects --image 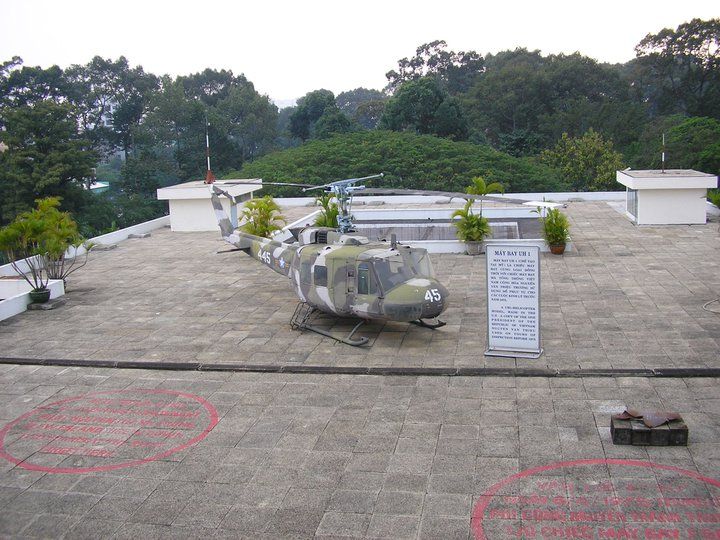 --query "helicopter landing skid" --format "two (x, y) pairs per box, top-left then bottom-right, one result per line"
(290, 303), (370, 346)
(411, 318), (447, 329)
